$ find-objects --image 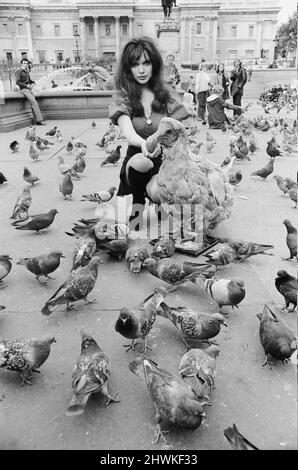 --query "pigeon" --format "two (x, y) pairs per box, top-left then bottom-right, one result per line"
(13, 209), (58, 232)
(59, 174), (73, 200)
(129, 356), (206, 444)
(0, 306), (5, 310)
(230, 143), (250, 161)
(179, 345), (220, 400)
(250, 158), (274, 180)
(125, 240), (149, 273)
(65, 331), (119, 416)
(229, 171), (242, 186)
(285, 182), (298, 208)
(23, 167), (39, 186)
(205, 278), (246, 314)
(256, 304), (298, 367)
(151, 237), (176, 259)
(220, 156), (231, 167)
(0, 335), (56, 384)
(157, 302), (227, 348)
(91, 121), (96, 129)
(248, 141), (257, 154)
(74, 140), (87, 149)
(206, 132), (216, 143)
(238, 141), (249, 159)
(192, 142), (204, 156)
(66, 217), (130, 246)
(224, 423), (259, 450)
(25, 126), (36, 142)
(36, 138), (49, 151)
(41, 255), (101, 315)
(10, 140), (20, 152)
(275, 270), (297, 312)
(10, 186), (32, 220)
(97, 239), (129, 261)
(142, 258), (215, 286)
(29, 144), (40, 162)
(37, 137), (54, 146)
(0, 255), (12, 289)
(206, 141), (216, 153)
(0, 172), (7, 186)
(17, 251), (65, 285)
(81, 186), (117, 204)
(205, 239), (274, 266)
(273, 175), (289, 195)
(72, 156), (86, 175)
(115, 287), (169, 352)
(58, 156), (79, 178)
(266, 140), (283, 158)
(101, 145), (122, 166)
(56, 129), (63, 142)
(72, 227), (97, 270)
(46, 126), (57, 136)
(66, 137), (74, 153)
(282, 219), (297, 260)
